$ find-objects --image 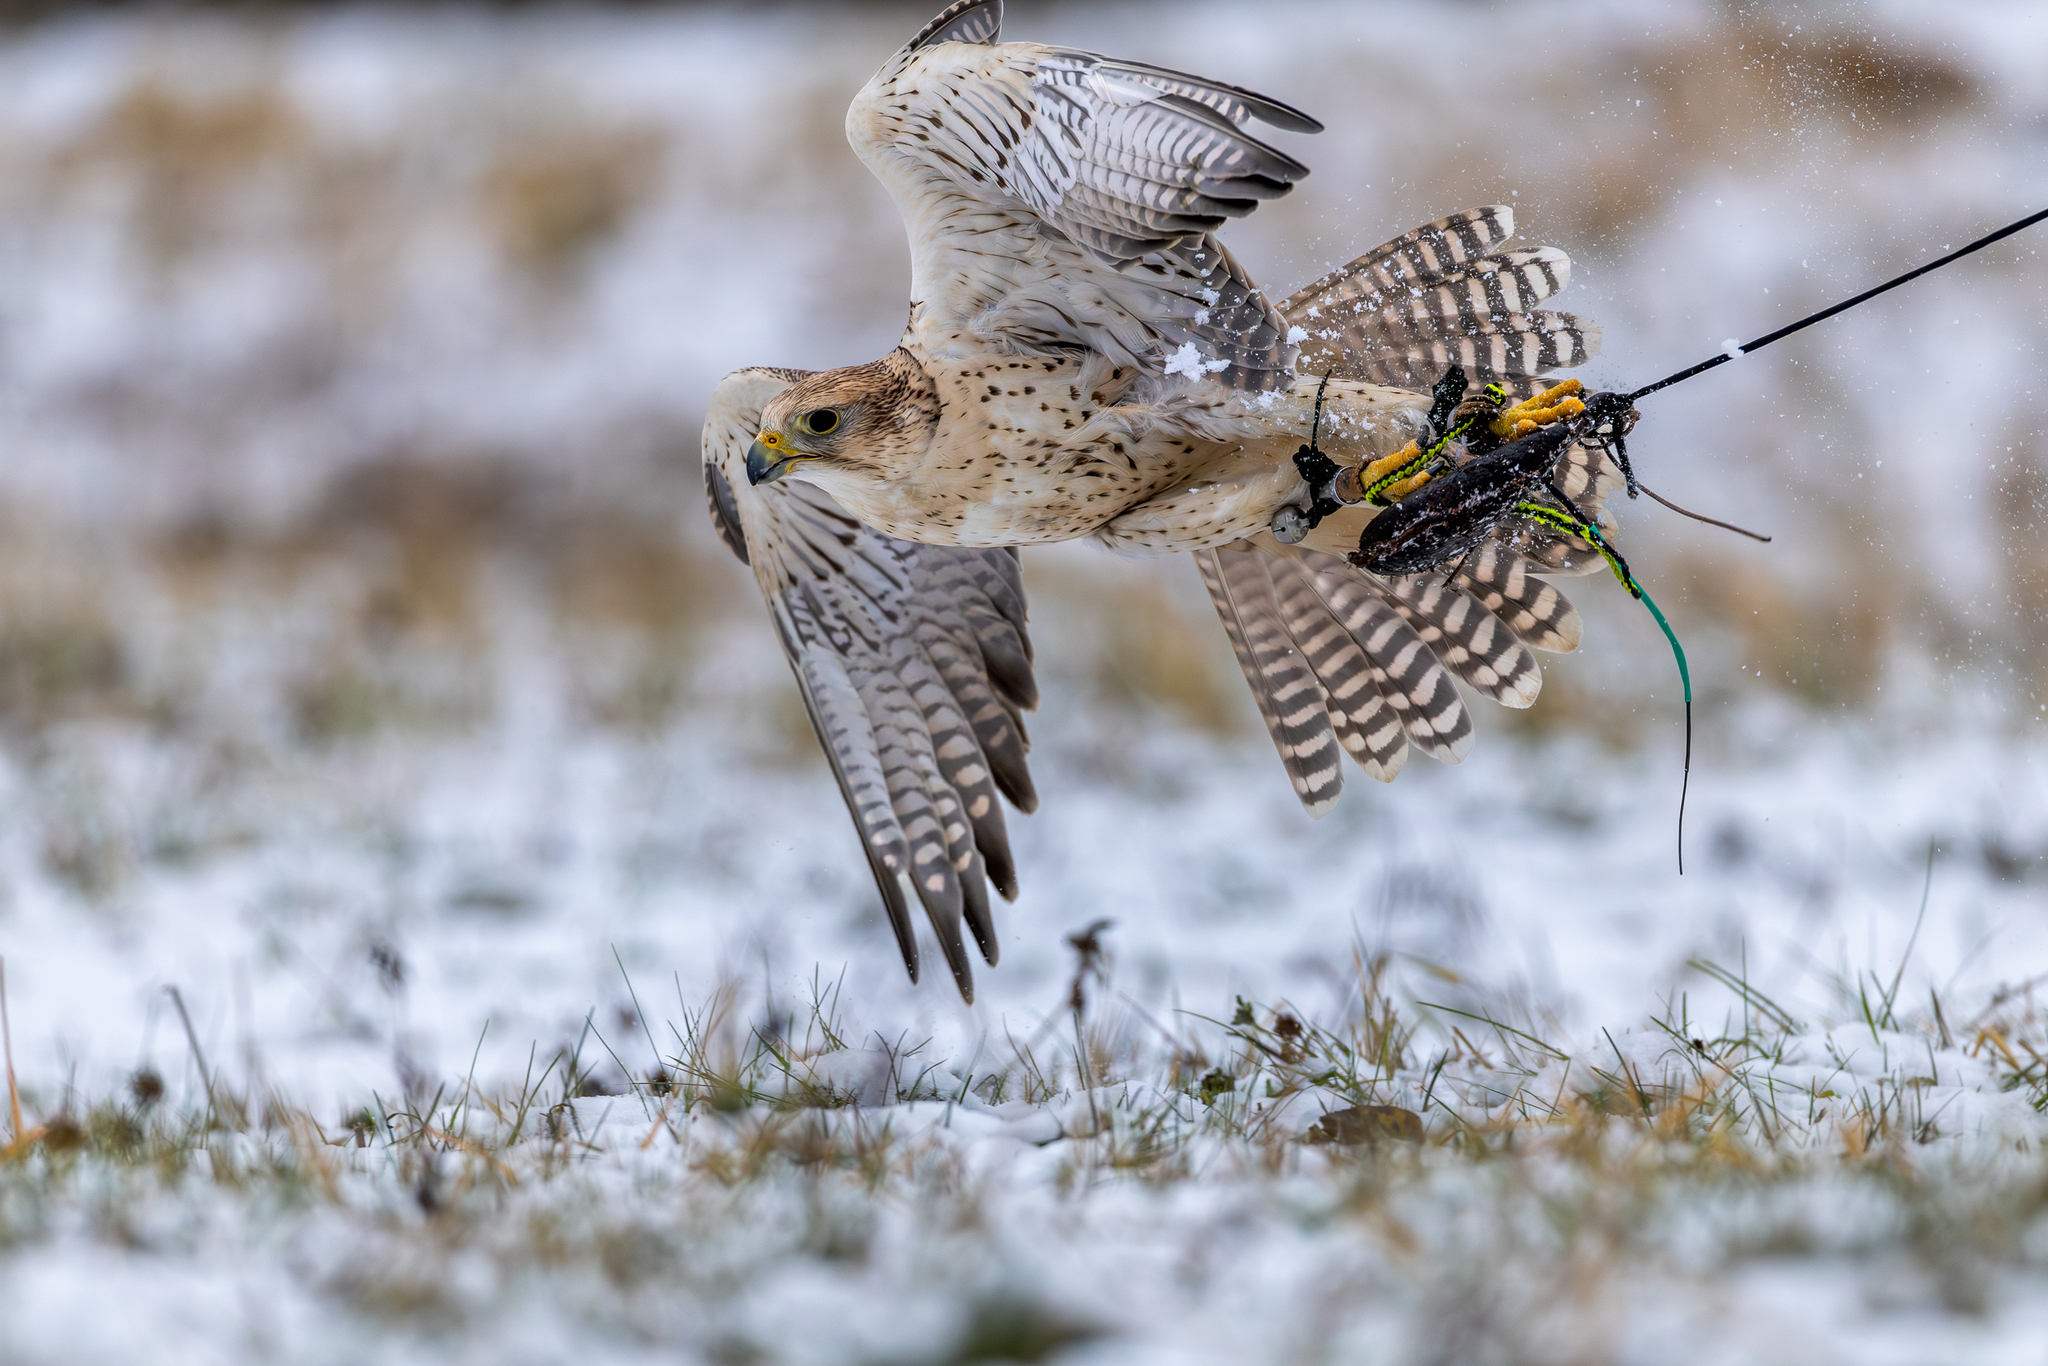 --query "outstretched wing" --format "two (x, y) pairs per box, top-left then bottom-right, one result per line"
(850, 0), (1322, 390)
(704, 368), (1039, 1002)
(1281, 206), (1601, 387)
